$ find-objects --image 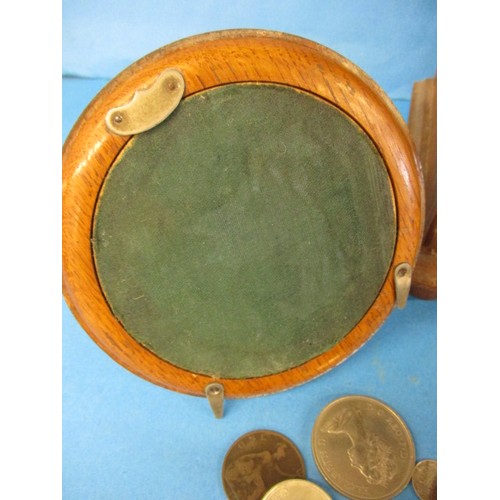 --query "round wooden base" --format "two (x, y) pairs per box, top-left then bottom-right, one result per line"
(63, 30), (423, 397)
